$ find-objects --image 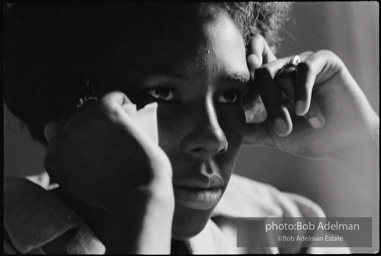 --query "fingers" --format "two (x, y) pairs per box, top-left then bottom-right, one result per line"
(295, 50), (342, 114)
(256, 66), (293, 137)
(293, 51), (336, 128)
(288, 51), (335, 128)
(245, 34), (277, 123)
(304, 101), (325, 129)
(43, 91), (135, 145)
(101, 91), (132, 108)
(273, 51), (330, 131)
(245, 34), (294, 136)
(247, 34), (277, 74)
(255, 56), (298, 136)
(254, 50), (332, 136)
(295, 61), (316, 116)
(98, 91), (141, 119)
